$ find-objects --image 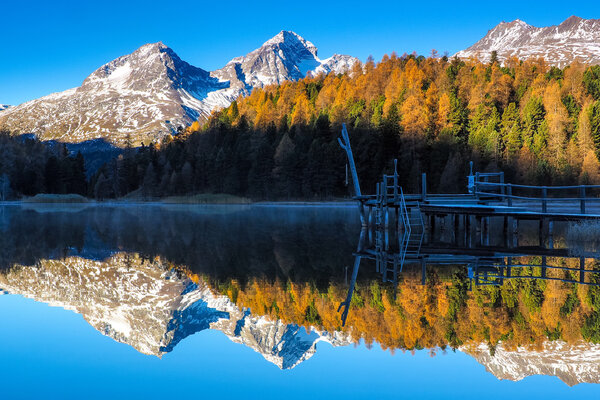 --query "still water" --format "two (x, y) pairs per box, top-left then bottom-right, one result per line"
(1, 204), (600, 399)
